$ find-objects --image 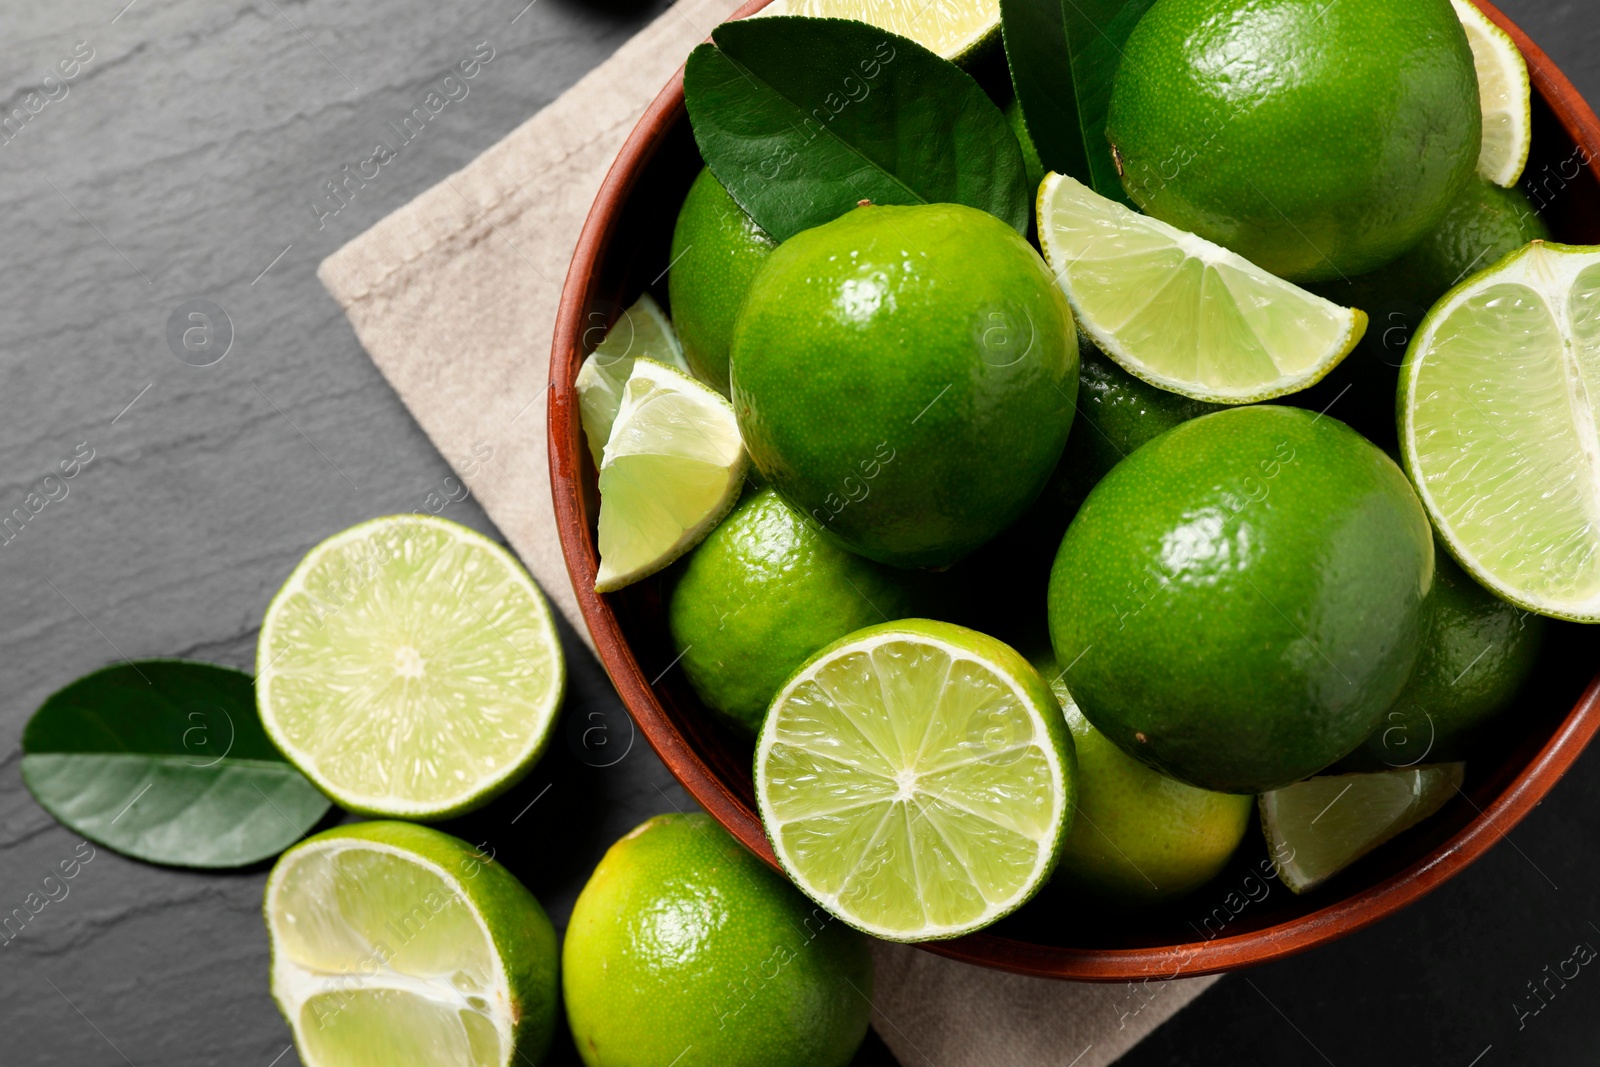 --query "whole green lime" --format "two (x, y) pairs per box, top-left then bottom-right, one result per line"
(669, 168), (777, 392)
(1350, 549), (1544, 769)
(732, 202), (1078, 568)
(563, 813), (872, 1067)
(669, 486), (918, 733)
(1047, 406), (1434, 793)
(1035, 665), (1251, 905)
(1106, 0), (1480, 282)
